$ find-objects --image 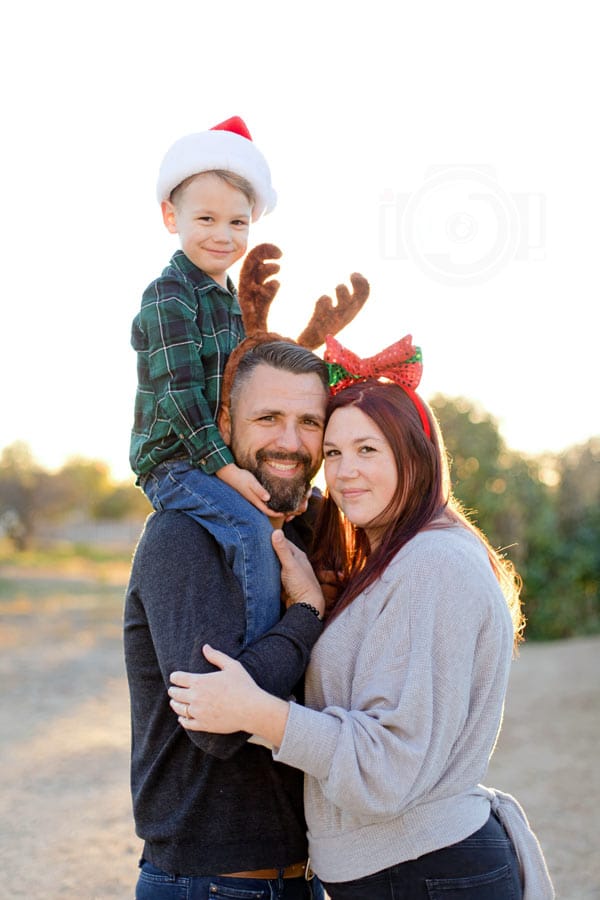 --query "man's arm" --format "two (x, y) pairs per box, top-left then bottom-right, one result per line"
(127, 510), (322, 758)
